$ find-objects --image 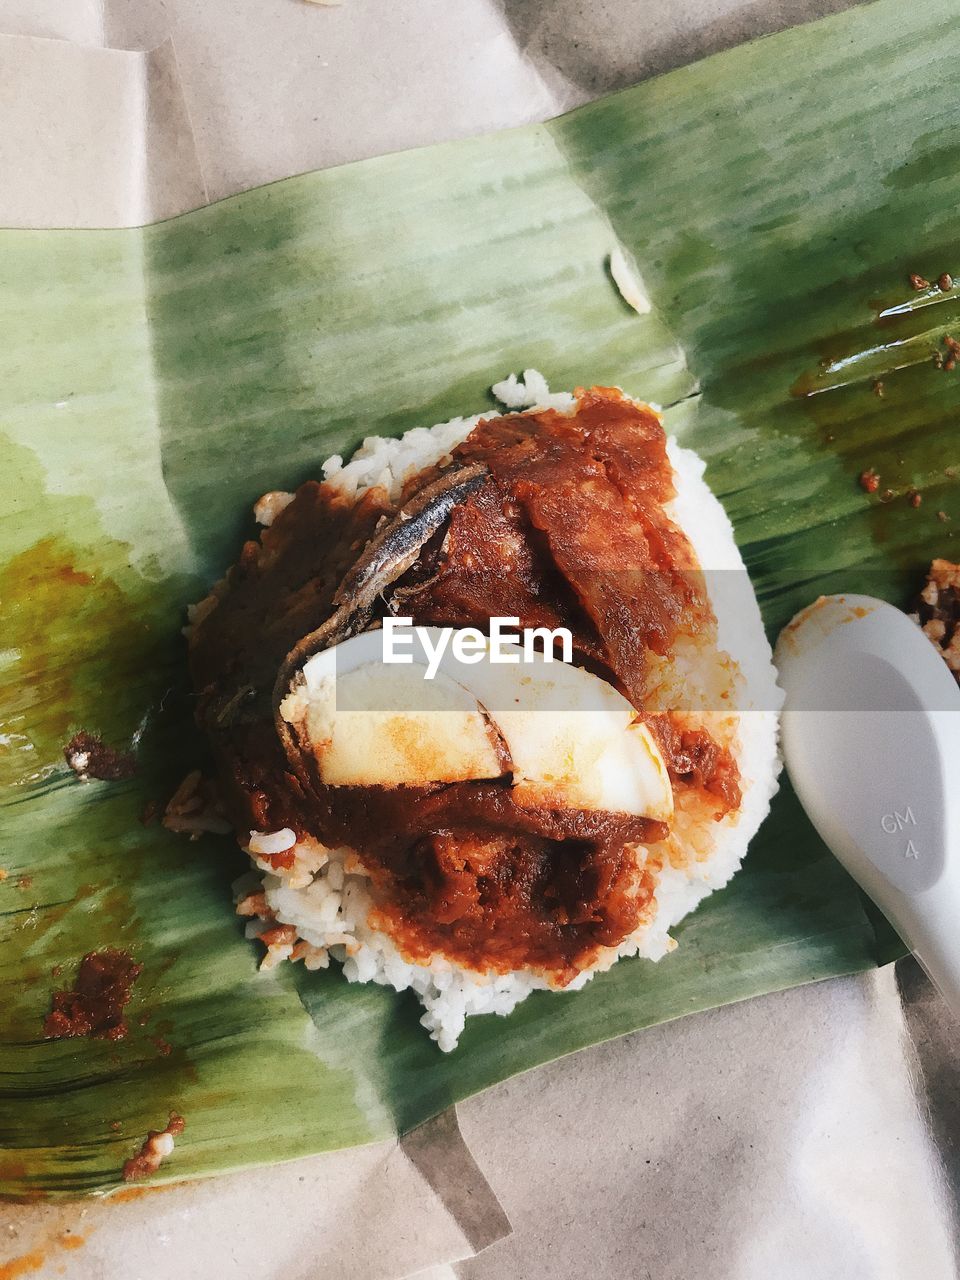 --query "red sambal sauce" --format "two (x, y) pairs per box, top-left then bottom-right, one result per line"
(43, 949), (142, 1041)
(191, 388), (741, 980)
(451, 389), (707, 703)
(299, 780), (667, 984)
